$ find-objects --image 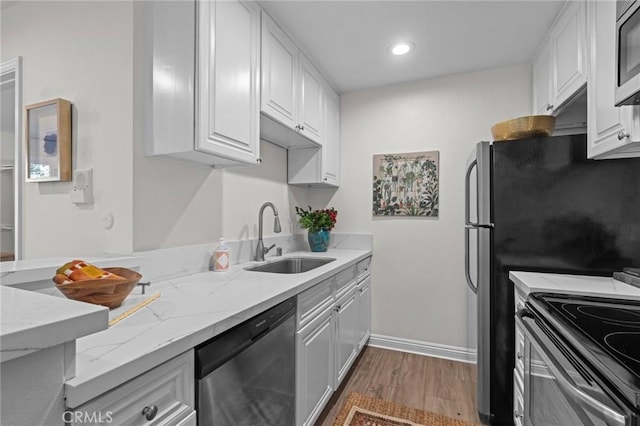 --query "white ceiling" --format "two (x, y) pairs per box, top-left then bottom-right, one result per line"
(259, 0), (565, 93)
